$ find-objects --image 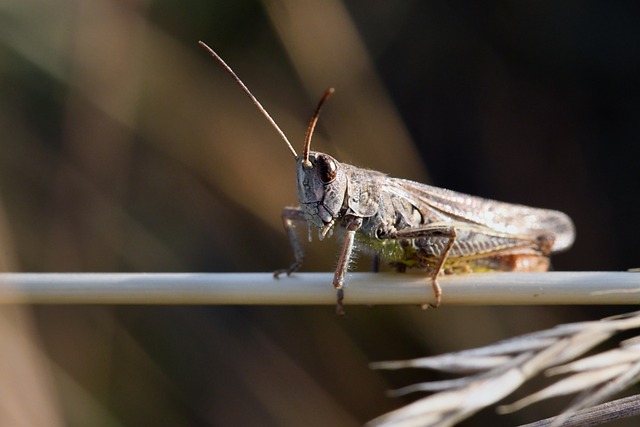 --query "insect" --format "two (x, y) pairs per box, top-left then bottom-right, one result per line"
(199, 41), (575, 315)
